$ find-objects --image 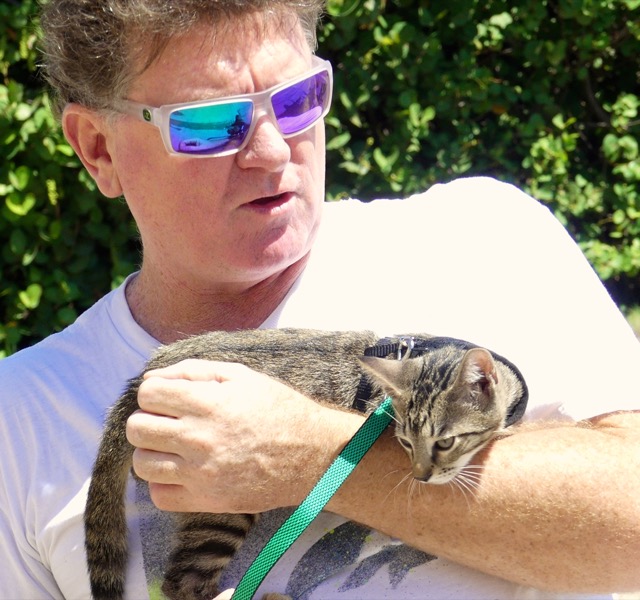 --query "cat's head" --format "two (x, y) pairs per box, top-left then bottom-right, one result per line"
(360, 347), (505, 484)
